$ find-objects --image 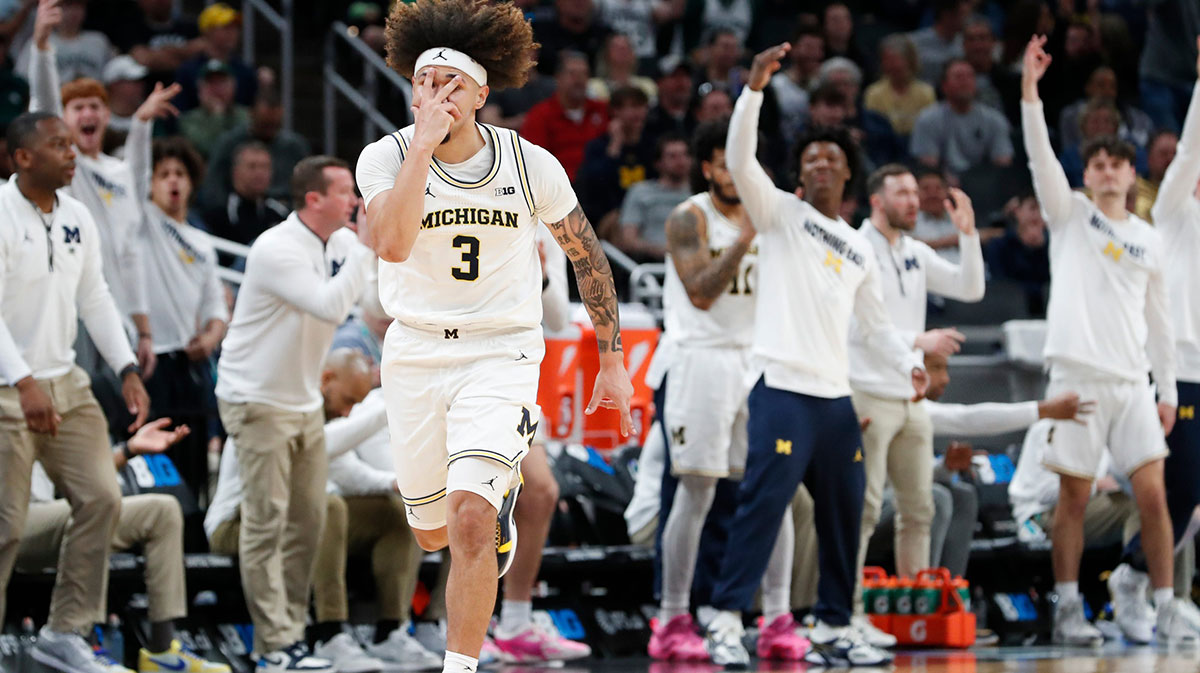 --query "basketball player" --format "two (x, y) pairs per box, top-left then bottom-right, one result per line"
(1021, 35), (1194, 645)
(702, 43), (926, 668)
(354, 3), (634, 673)
(649, 120), (804, 663)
